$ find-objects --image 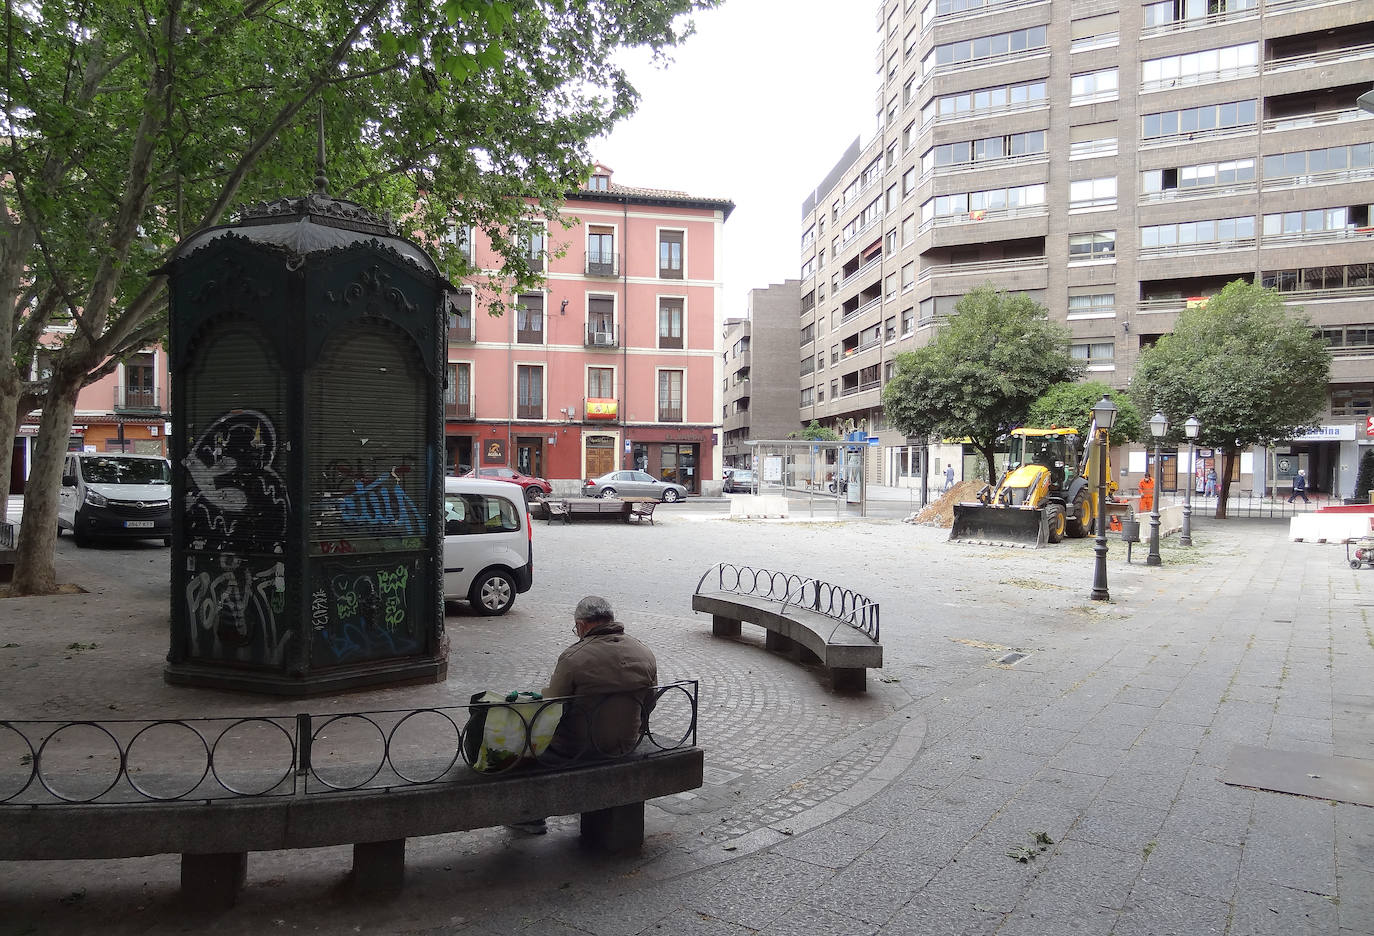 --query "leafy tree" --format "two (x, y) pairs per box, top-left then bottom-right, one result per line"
(1028, 380), (1142, 448)
(882, 284), (1082, 483)
(1, 0), (716, 595)
(1130, 280), (1329, 518)
(796, 419), (839, 441)
(1355, 449), (1374, 505)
